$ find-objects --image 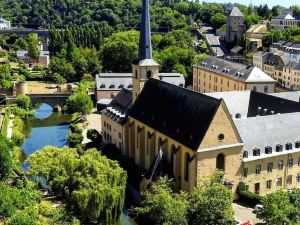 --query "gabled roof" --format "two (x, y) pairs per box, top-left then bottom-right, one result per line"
(229, 7), (243, 17)
(102, 88), (132, 125)
(235, 112), (300, 162)
(129, 79), (222, 151)
(274, 13), (295, 20)
(244, 67), (275, 83)
(195, 56), (275, 83)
